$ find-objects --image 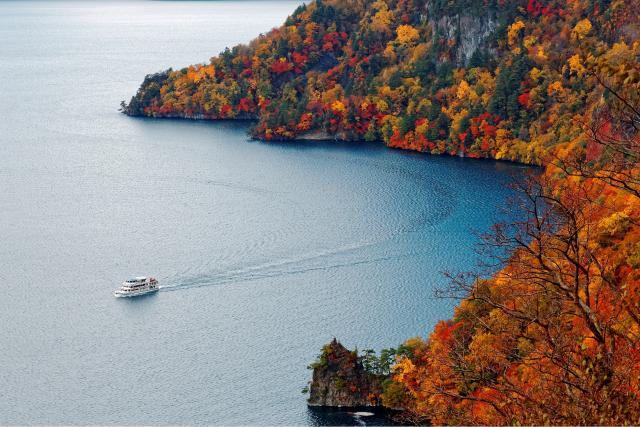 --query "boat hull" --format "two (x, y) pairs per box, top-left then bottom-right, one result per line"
(113, 287), (159, 298)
